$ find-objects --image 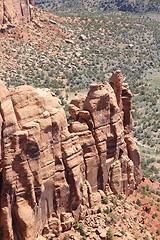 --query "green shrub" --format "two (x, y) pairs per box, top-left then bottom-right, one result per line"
(75, 222), (86, 237)
(97, 207), (101, 213)
(136, 199), (142, 206)
(117, 194), (124, 200)
(101, 196), (109, 204)
(152, 212), (158, 219)
(111, 197), (117, 206)
(107, 228), (114, 240)
(135, 205), (139, 210)
(109, 212), (120, 223)
(144, 235), (149, 240)
(157, 204), (160, 211)
(104, 207), (110, 214)
(156, 229), (160, 235)
(121, 229), (126, 236)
